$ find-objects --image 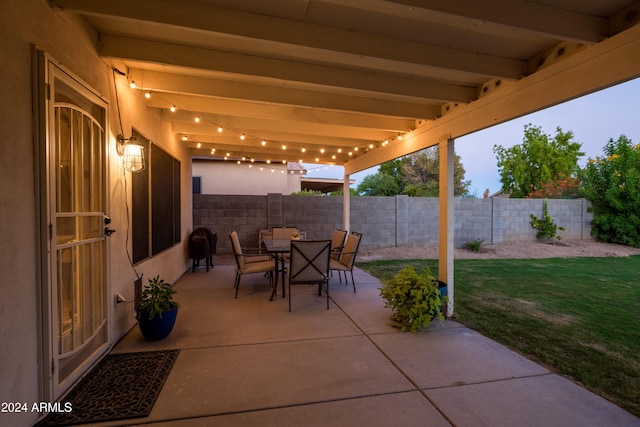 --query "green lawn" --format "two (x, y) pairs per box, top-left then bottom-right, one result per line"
(357, 256), (640, 417)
